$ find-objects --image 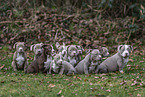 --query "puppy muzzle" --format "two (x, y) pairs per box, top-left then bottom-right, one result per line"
(18, 47), (24, 52)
